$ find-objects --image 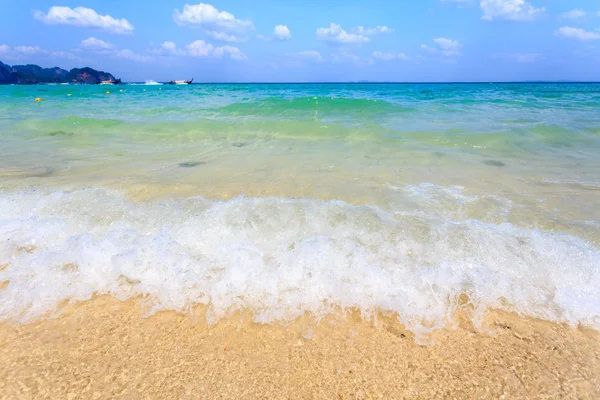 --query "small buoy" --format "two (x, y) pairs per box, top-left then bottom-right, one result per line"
(159, 88), (162, 90)
(67, 94), (71, 97)
(143, 89), (146, 92)
(35, 97), (42, 102)
(120, 89), (123, 93)
(106, 91), (110, 95)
